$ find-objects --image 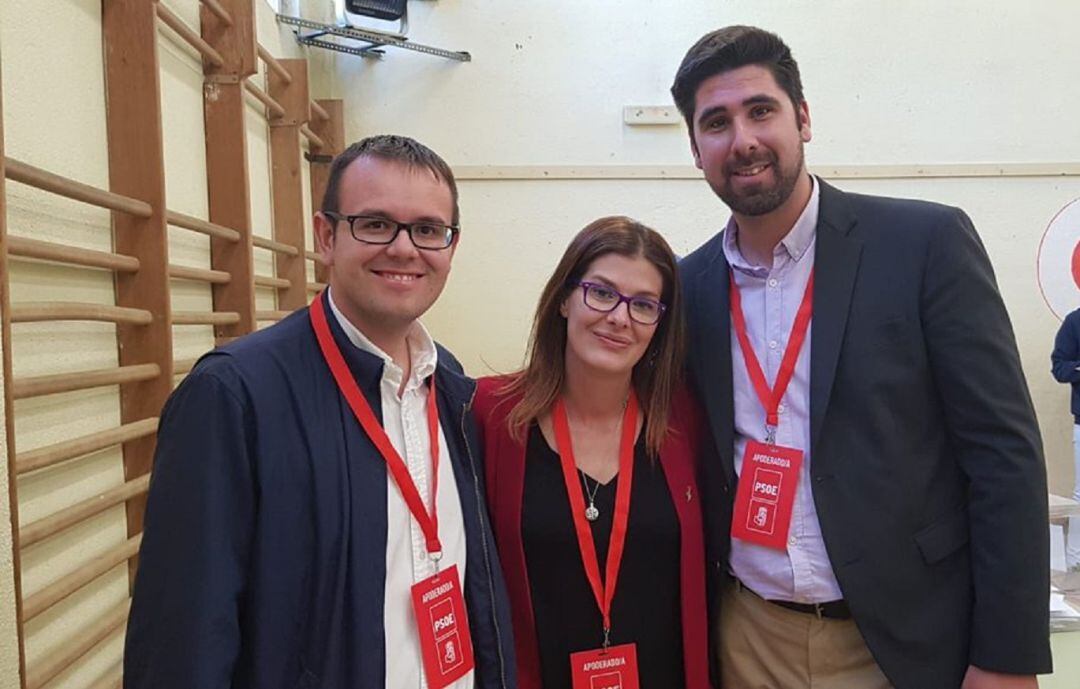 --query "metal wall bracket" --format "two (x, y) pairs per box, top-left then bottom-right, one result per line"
(277, 14), (471, 62)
